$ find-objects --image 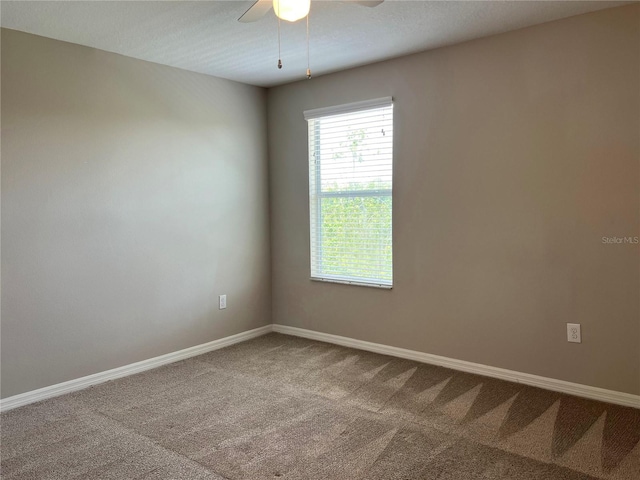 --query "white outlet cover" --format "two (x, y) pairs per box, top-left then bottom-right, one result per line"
(567, 323), (581, 343)
(219, 295), (227, 310)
